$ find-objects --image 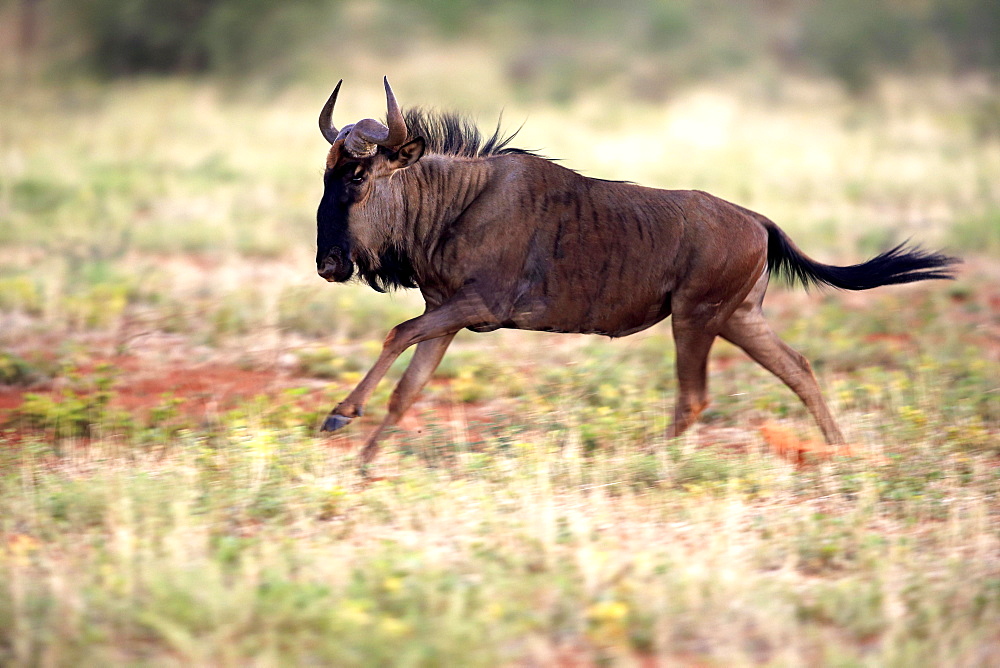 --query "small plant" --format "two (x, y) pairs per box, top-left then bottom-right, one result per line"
(8, 363), (131, 440)
(0, 277), (44, 316)
(0, 352), (49, 386)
